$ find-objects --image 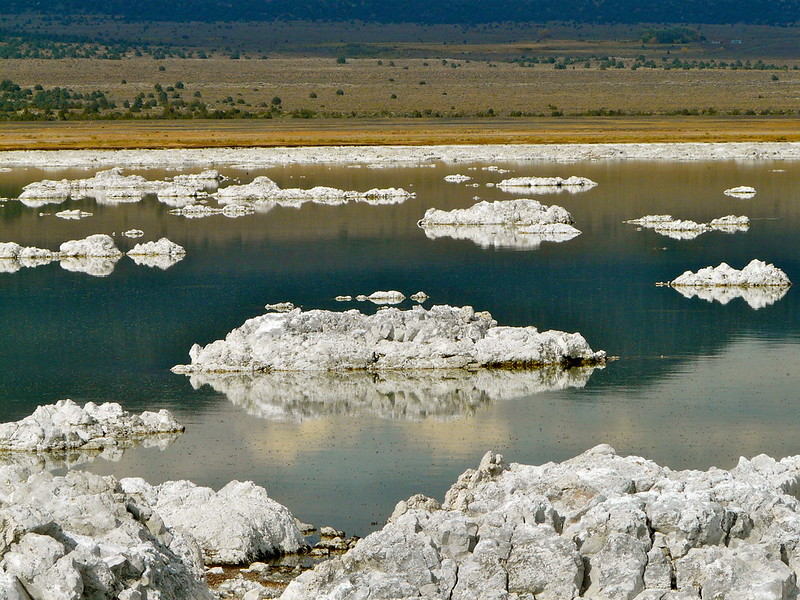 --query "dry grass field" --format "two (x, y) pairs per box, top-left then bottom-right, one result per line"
(3, 56), (800, 118)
